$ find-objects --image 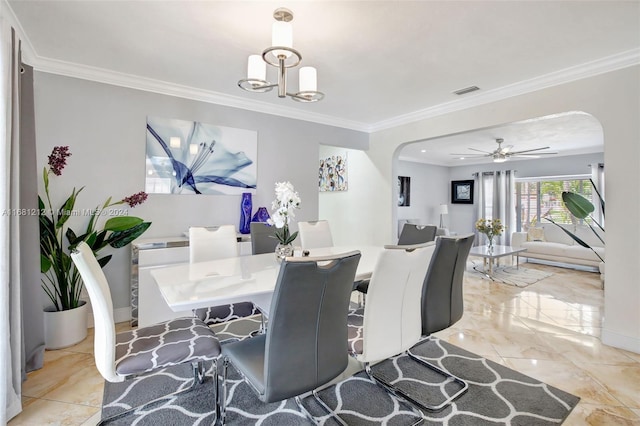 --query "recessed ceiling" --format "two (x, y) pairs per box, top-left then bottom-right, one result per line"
(7, 0), (640, 132)
(399, 112), (604, 166)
